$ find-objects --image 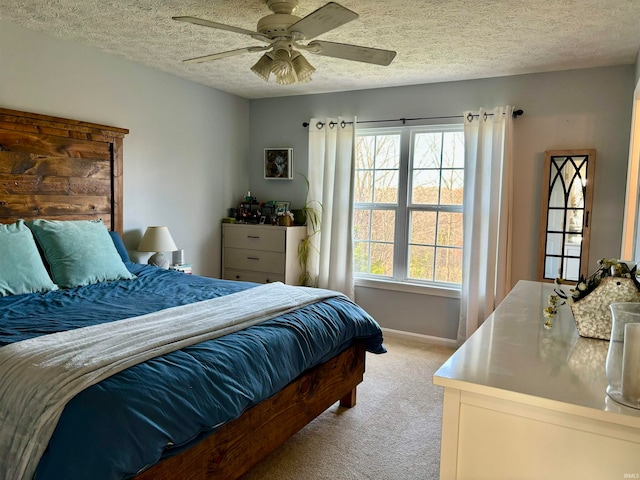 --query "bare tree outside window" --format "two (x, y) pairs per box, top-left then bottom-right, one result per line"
(354, 133), (399, 277)
(354, 126), (464, 286)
